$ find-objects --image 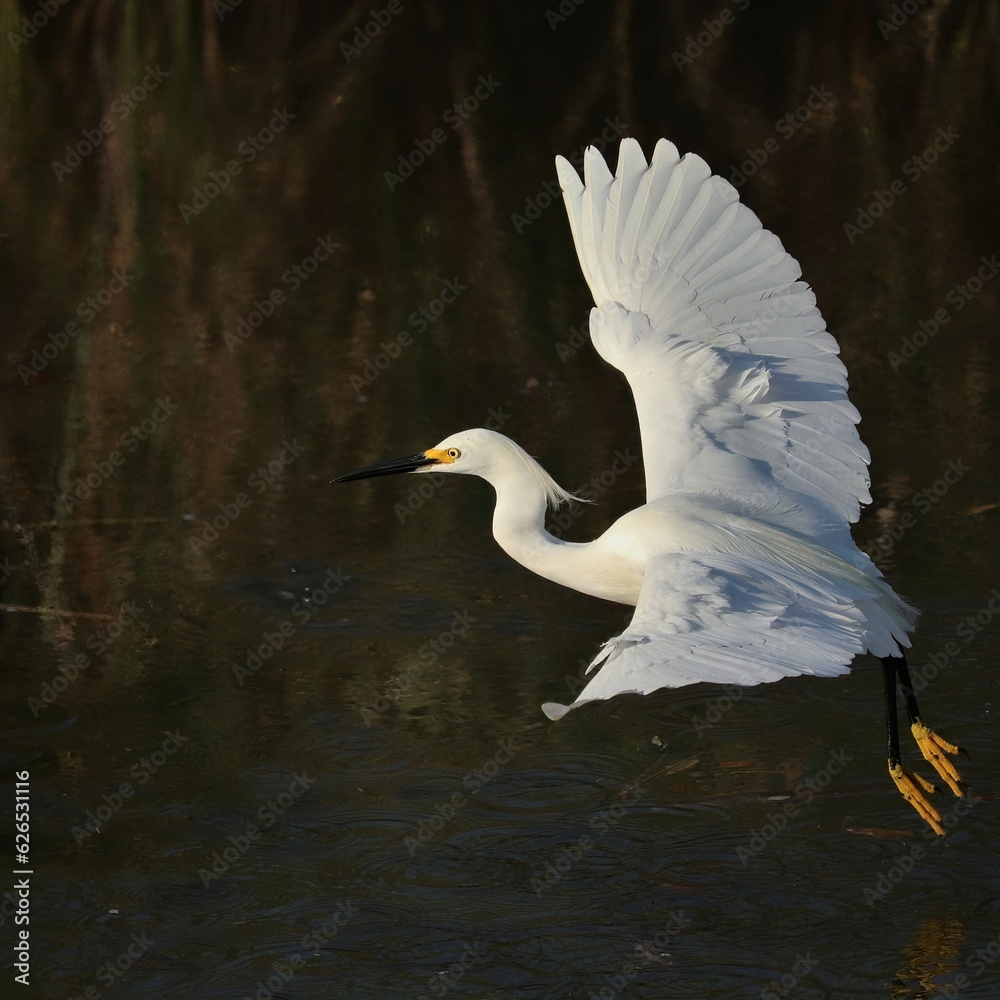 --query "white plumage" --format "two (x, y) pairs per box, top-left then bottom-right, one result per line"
(337, 137), (916, 721)
(536, 137), (914, 719)
(556, 140), (869, 526)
